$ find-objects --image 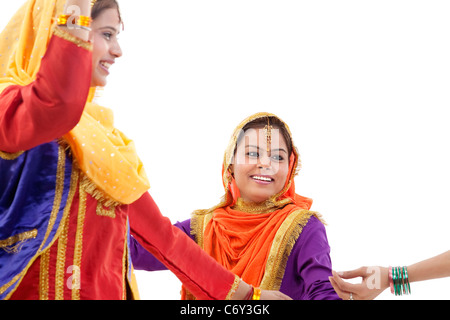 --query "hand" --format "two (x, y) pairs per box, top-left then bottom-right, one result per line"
(329, 267), (389, 300)
(260, 290), (292, 300)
